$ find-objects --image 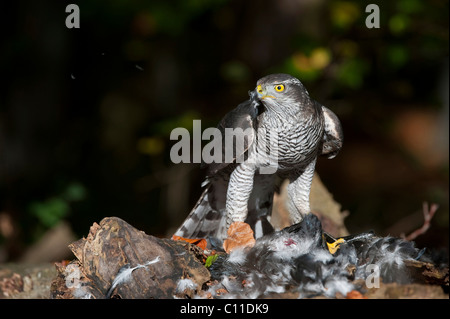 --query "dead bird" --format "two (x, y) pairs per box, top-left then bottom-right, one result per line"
(208, 214), (431, 298)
